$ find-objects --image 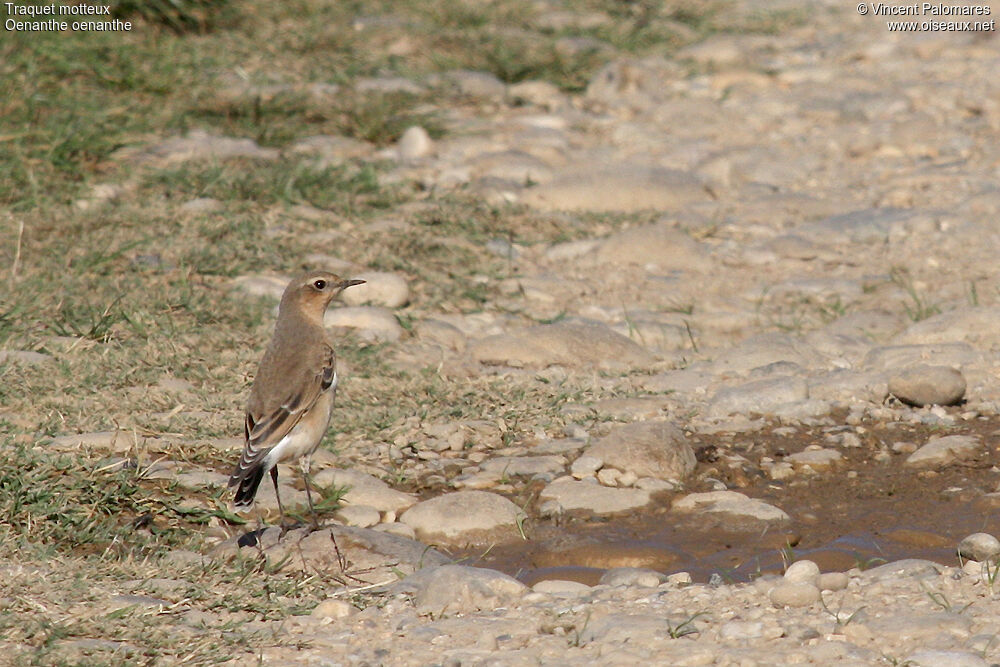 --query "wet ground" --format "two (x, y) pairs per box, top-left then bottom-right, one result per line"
(455, 413), (1000, 585)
